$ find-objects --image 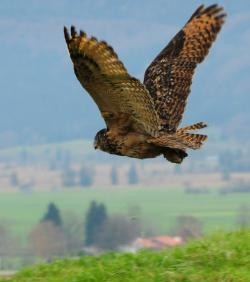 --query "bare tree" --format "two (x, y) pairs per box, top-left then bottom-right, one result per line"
(62, 211), (84, 255)
(28, 222), (66, 260)
(62, 167), (77, 187)
(111, 166), (118, 185)
(10, 172), (19, 187)
(78, 166), (94, 187)
(236, 204), (250, 229)
(127, 164), (139, 185)
(0, 224), (20, 270)
(96, 215), (141, 250)
(173, 215), (203, 241)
